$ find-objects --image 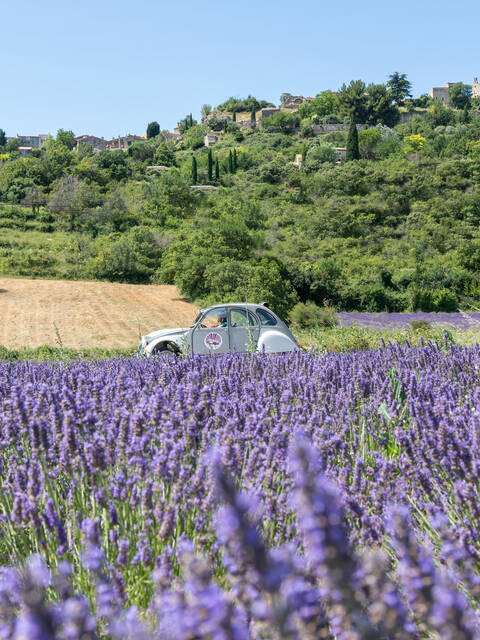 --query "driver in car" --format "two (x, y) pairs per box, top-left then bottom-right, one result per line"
(214, 312), (227, 327)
